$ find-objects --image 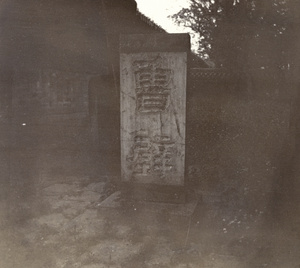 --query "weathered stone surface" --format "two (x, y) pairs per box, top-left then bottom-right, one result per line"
(81, 265), (121, 268)
(98, 190), (197, 217)
(43, 183), (78, 196)
(79, 240), (143, 264)
(79, 190), (101, 204)
(35, 213), (69, 230)
(145, 239), (174, 267)
(68, 209), (106, 239)
(84, 182), (106, 193)
(121, 183), (186, 203)
(120, 34), (188, 186)
(41, 182), (104, 217)
(97, 191), (121, 208)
